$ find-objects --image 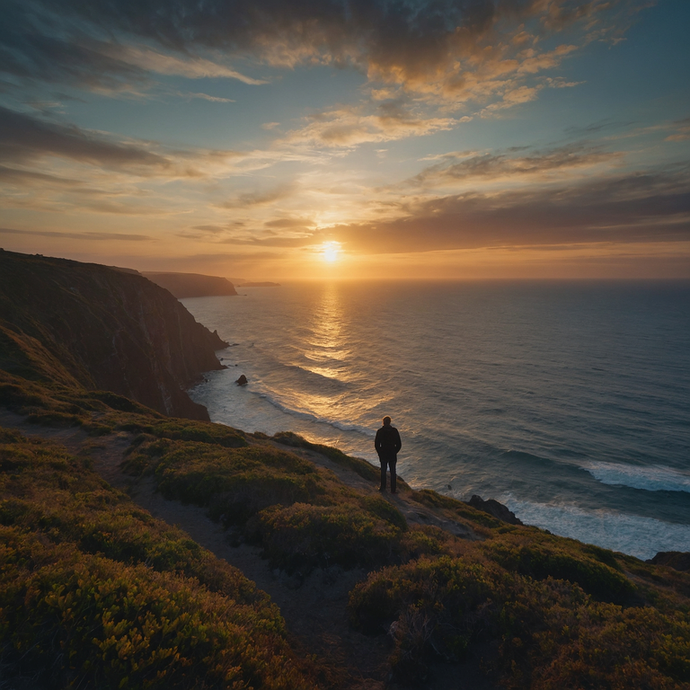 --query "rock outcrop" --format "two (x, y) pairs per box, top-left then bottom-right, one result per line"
(468, 495), (523, 525)
(646, 551), (690, 572)
(142, 271), (237, 298)
(0, 250), (227, 419)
